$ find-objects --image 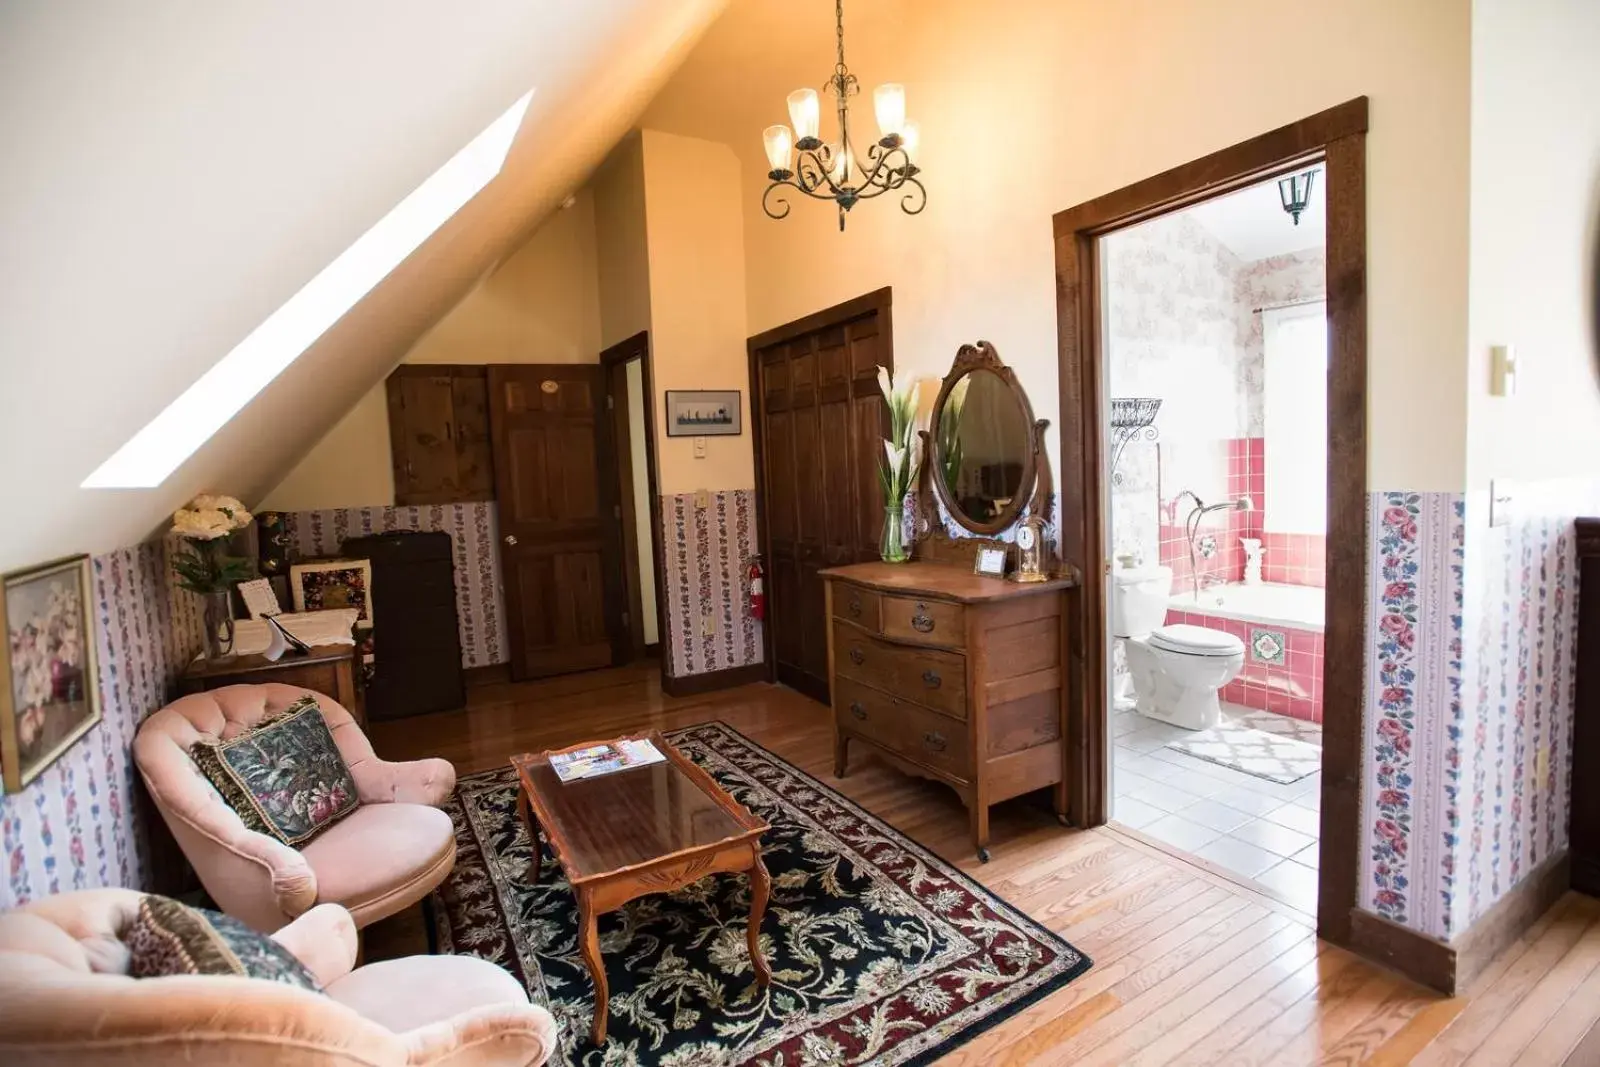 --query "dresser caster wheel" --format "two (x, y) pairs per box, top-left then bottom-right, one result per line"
(977, 847), (991, 863)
